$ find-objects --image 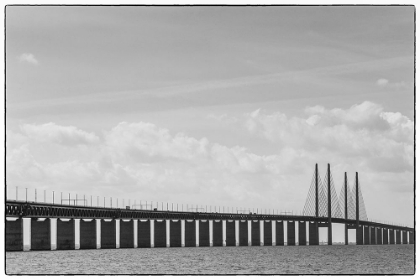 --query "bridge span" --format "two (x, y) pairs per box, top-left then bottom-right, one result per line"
(5, 164), (414, 251)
